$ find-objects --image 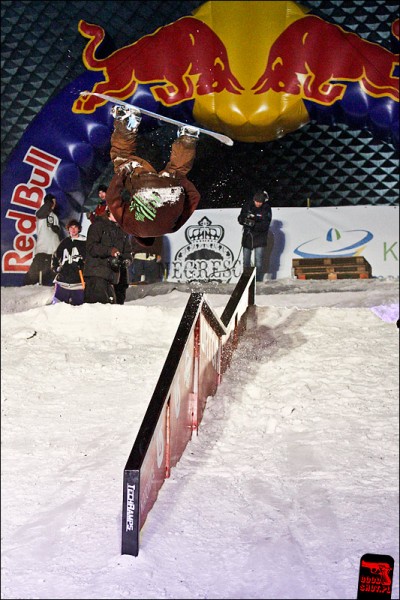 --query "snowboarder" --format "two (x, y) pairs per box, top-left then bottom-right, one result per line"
(105, 106), (201, 247)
